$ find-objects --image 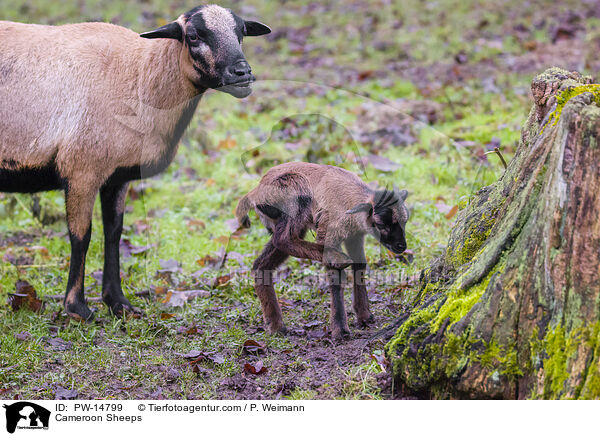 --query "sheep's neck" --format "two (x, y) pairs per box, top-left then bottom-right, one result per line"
(135, 39), (204, 175)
